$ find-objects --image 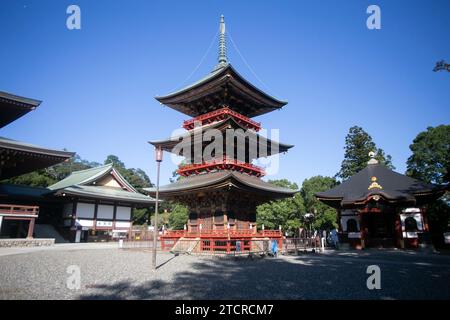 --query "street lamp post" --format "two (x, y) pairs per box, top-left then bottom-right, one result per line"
(152, 145), (163, 271)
